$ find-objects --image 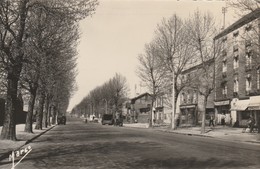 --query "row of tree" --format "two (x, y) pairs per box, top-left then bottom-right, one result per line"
(71, 73), (129, 119)
(137, 0), (260, 133)
(137, 10), (220, 133)
(0, 0), (98, 140)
